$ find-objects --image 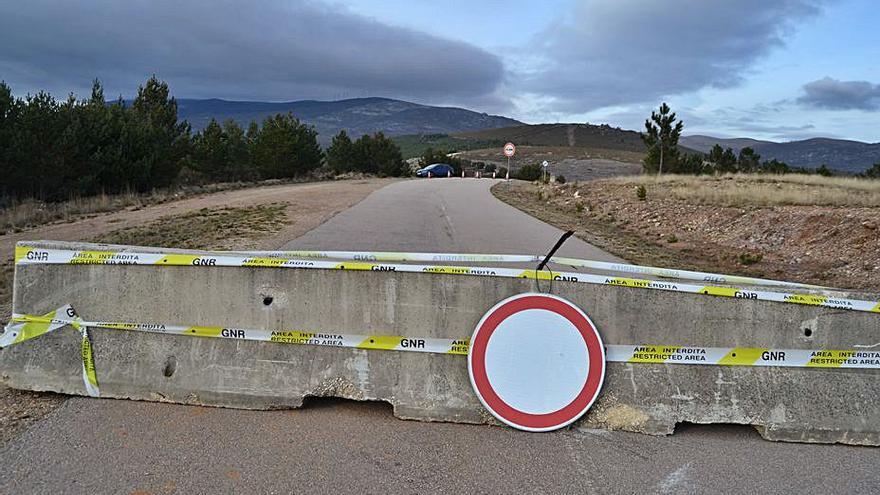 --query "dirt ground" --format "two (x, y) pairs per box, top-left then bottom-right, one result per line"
(0, 177), (394, 445)
(493, 176), (880, 293)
